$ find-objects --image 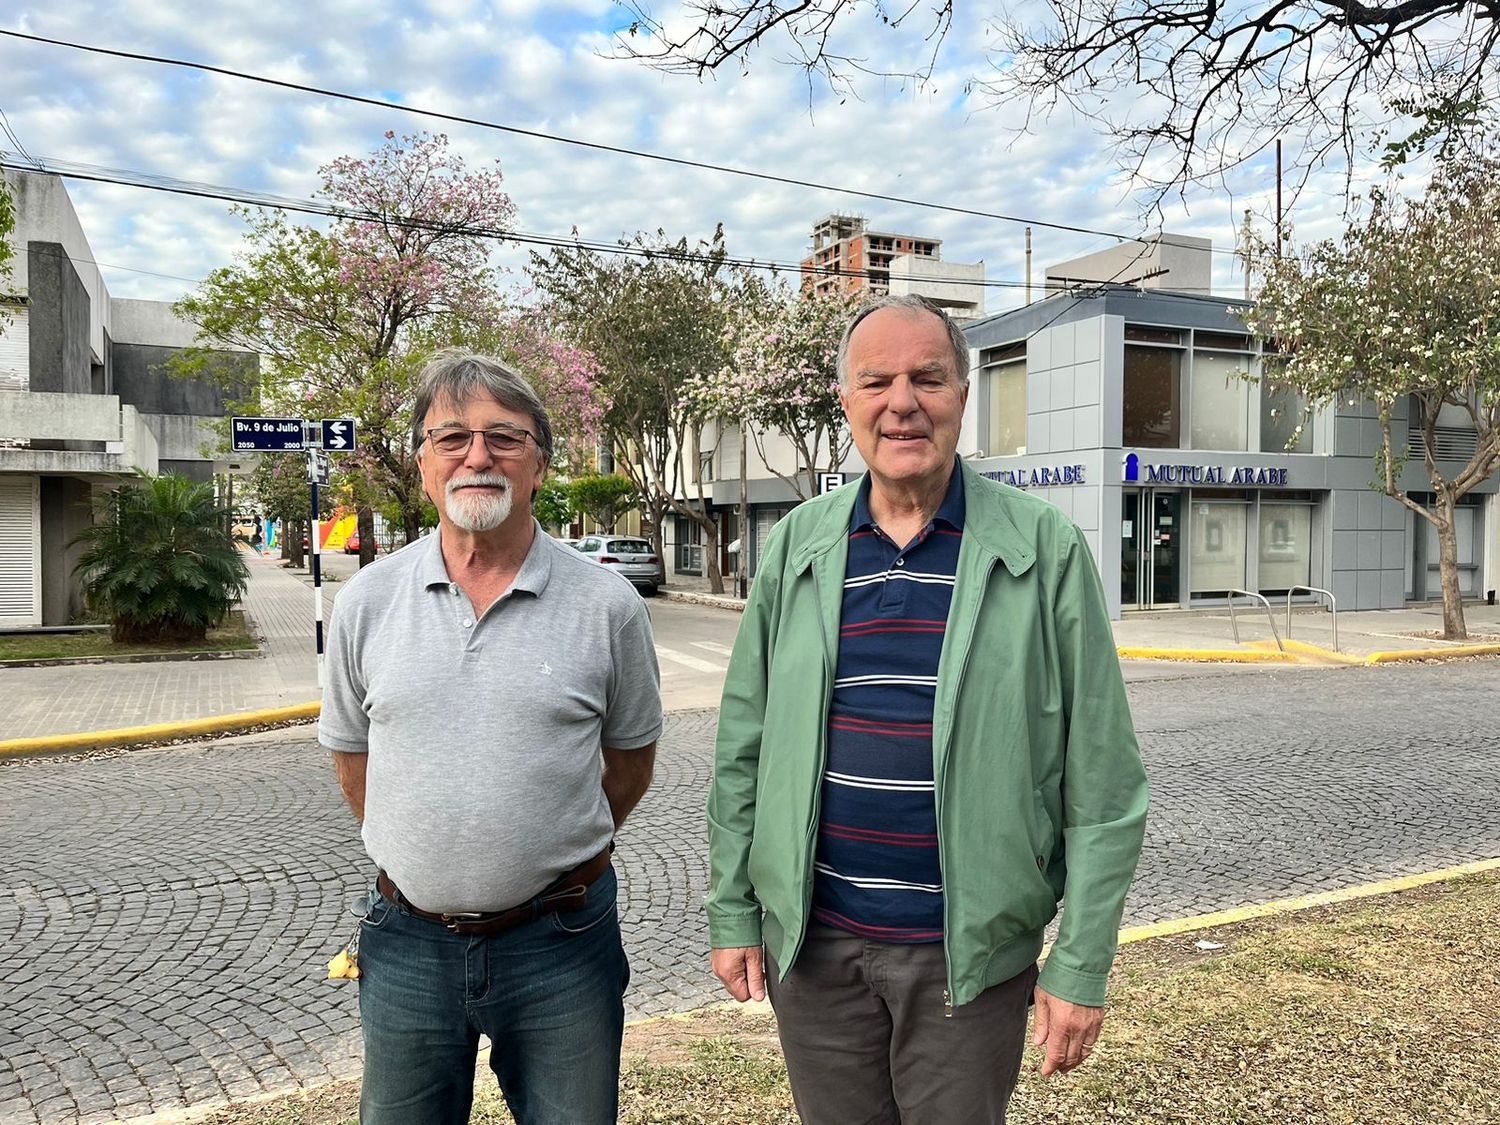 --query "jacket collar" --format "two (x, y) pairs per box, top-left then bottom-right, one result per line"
(792, 459), (1036, 578)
